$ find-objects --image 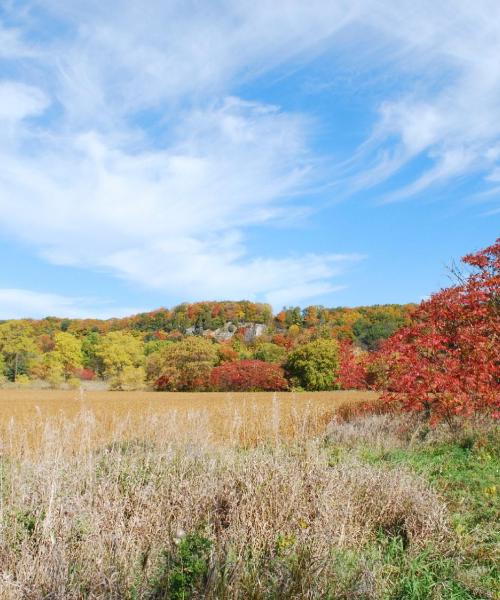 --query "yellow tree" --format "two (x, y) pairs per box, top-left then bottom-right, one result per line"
(0, 321), (37, 381)
(53, 332), (83, 379)
(96, 331), (145, 389)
